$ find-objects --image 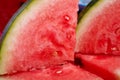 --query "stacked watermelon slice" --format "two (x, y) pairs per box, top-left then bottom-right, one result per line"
(0, 0), (120, 80)
(75, 0), (120, 80)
